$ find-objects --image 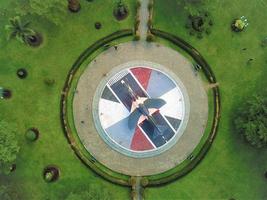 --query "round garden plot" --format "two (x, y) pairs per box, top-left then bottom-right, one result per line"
(69, 42), (209, 176)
